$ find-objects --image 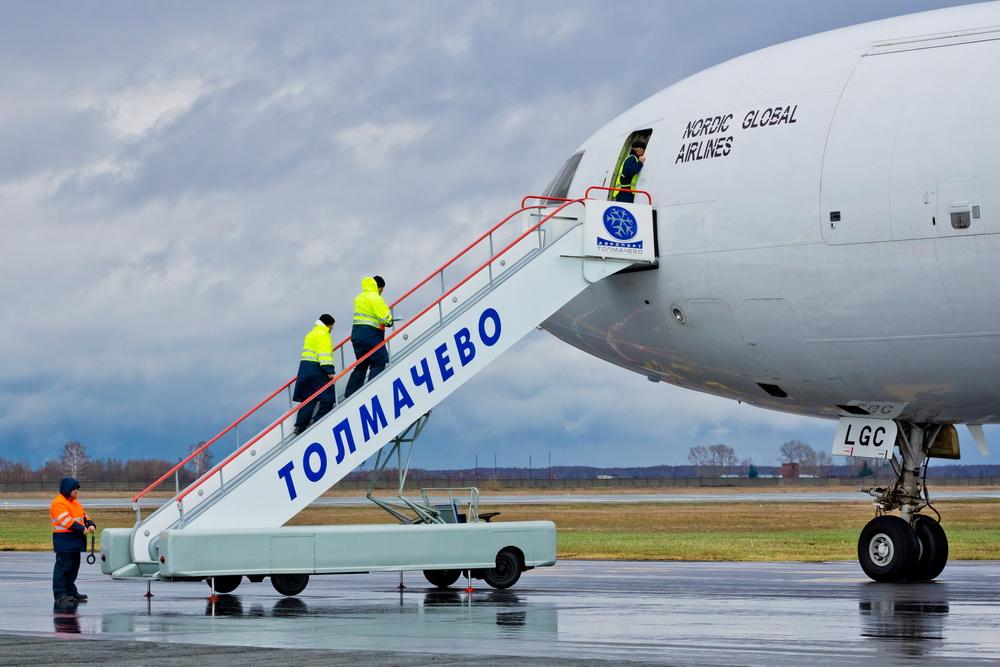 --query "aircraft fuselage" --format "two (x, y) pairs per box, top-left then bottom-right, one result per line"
(544, 3), (1000, 424)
